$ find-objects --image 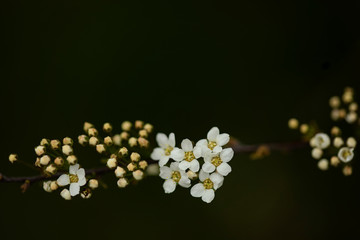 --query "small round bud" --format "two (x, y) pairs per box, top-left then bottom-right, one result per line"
(333, 137), (344, 148)
(311, 148), (323, 160)
(45, 164), (57, 174)
(139, 160), (148, 170)
(88, 128), (98, 137)
(43, 181), (52, 193)
(331, 109), (340, 121)
(339, 109), (347, 119)
(117, 178), (128, 188)
(63, 137), (73, 146)
(346, 137), (357, 148)
(343, 165), (353, 176)
(107, 158), (117, 169)
(129, 137), (138, 147)
(139, 129), (148, 138)
(54, 157), (64, 166)
(133, 170), (144, 180)
(50, 181), (58, 191)
(135, 120), (144, 129)
(317, 159), (329, 171)
(346, 112), (357, 124)
(187, 170), (198, 180)
(78, 135), (89, 146)
(103, 122), (113, 133)
(35, 146), (46, 156)
(115, 166), (126, 178)
(288, 118), (299, 129)
(96, 144), (106, 154)
(83, 122), (94, 133)
(67, 155), (77, 165)
(113, 134), (121, 146)
(34, 158), (41, 167)
(127, 162), (136, 171)
(89, 137), (99, 146)
(130, 152), (141, 162)
(62, 145), (73, 156)
(146, 164), (160, 176)
(329, 96), (341, 108)
(119, 147), (128, 156)
(349, 102), (358, 112)
(50, 139), (61, 150)
(144, 123), (153, 133)
(60, 189), (71, 200)
(104, 136), (113, 146)
(9, 154), (18, 164)
(331, 126), (341, 136)
(89, 179), (99, 189)
(40, 155), (51, 166)
(342, 91), (353, 103)
(40, 138), (50, 146)
(138, 137), (149, 148)
(299, 124), (309, 134)
(330, 156), (340, 167)
(120, 132), (129, 140)
(81, 189), (92, 199)
(121, 121), (132, 131)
